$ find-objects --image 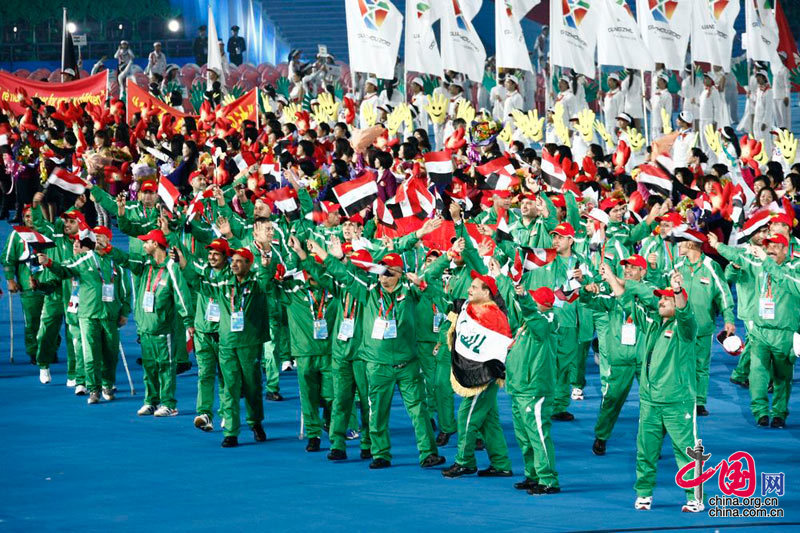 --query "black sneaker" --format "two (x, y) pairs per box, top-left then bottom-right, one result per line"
(176, 362), (192, 375)
(478, 466), (513, 477)
(327, 449), (347, 461)
(430, 418), (437, 432)
(514, 478), (537, 491)
(306, 437), (321, 452)
(551, 412), (575, 421)
(221, 436), (239, 448)
(696, 405), (709, 417)
(436, 431), (455, 447)
(369, 458), (391, 469)
(729, 377), (749, 388)
(136, 357), (142, 366)
(252, 424), (267, 442)
(475, 438), (485, 451)
(592, 438), (607, 456)
(757, 416), (770, 427)
(442, 463), (477, 478)
(529, 484), (561, 495)
(421, 454), (447, 468)
(266, 391), (284, 401)
(360, 449), (373, 460)
(770, 417), (785, 429)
